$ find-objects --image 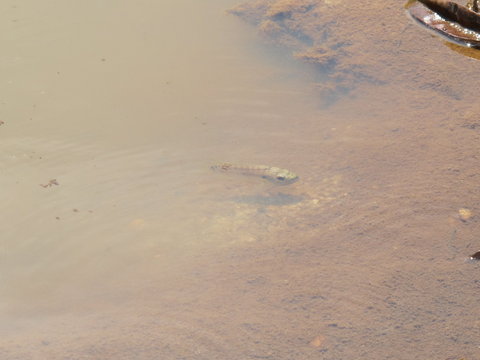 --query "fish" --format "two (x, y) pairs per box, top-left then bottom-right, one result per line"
(211, 163), (299, 185)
